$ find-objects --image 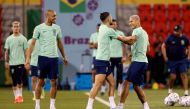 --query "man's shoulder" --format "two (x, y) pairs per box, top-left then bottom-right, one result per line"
(6, 35), (13, 40)
(91, 32), (98, 36)
(52, 24), (61, 29)
(36, 23), (44, 27)
(19, 34), (27, 40)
